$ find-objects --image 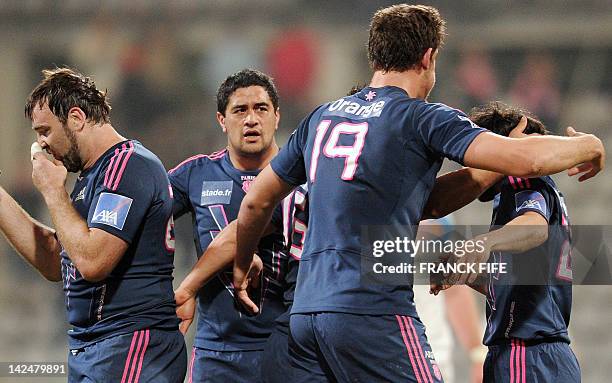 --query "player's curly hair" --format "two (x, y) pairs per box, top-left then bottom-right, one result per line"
(25, 67), (111, 124)
(368, 4), (446, 72)
(217, 69), (279, 116)
(469, 101), (549, 137)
